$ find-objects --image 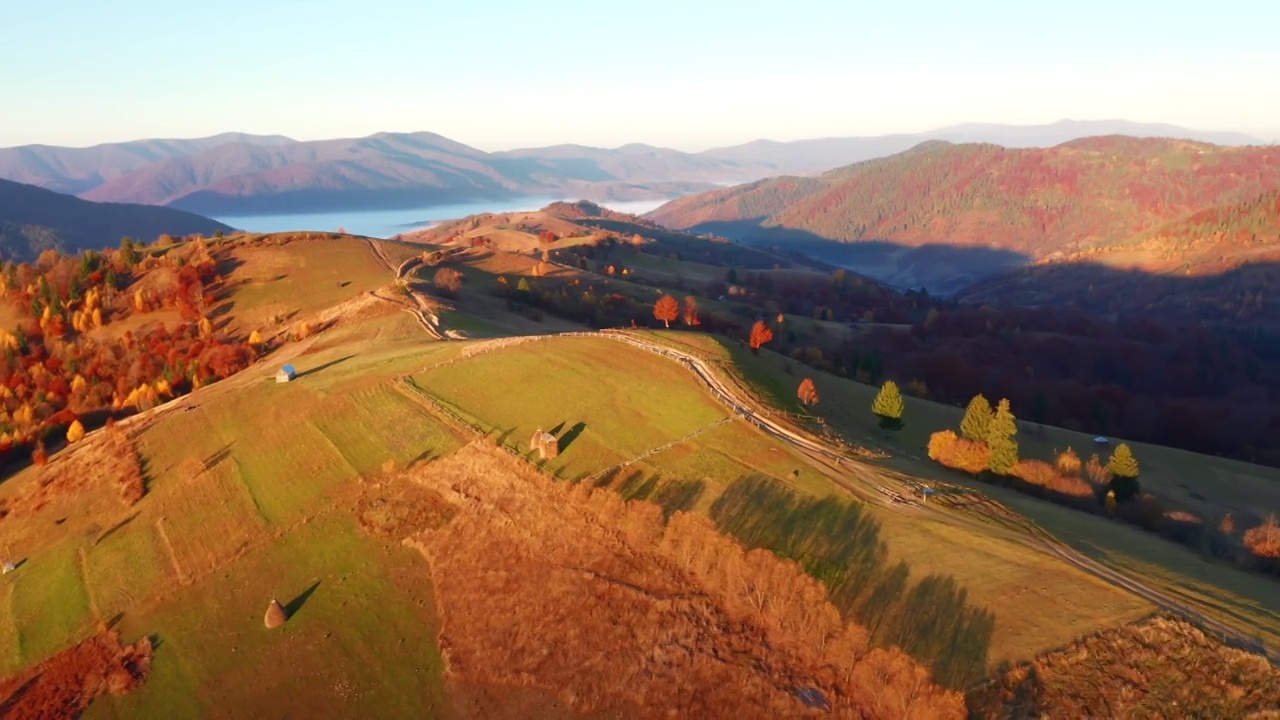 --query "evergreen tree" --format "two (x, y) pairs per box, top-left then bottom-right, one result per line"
(959, 394), (992, 441)
(119, 237), (138, 267)
(986, 398), (1020, 475)
(1106, 443), (1141, 501)
(872, 380), (905, 430)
